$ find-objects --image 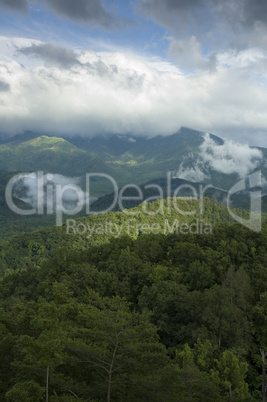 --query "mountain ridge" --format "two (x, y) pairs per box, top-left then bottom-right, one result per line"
(0, 126), (266, 194)
(0, 127), (266, 241)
